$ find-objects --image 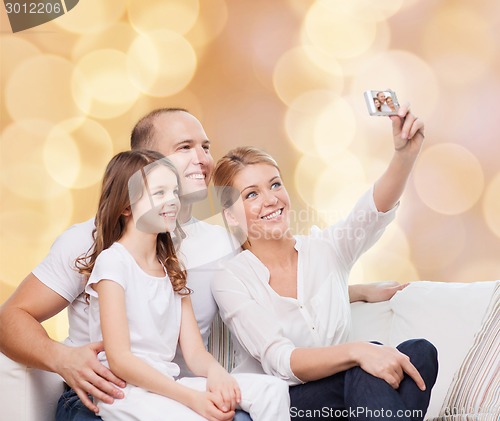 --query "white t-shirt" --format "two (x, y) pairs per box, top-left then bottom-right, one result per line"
(86, 242), (182, 378)
(212, 187), (398, 385)
(32, 217), (237, 375)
